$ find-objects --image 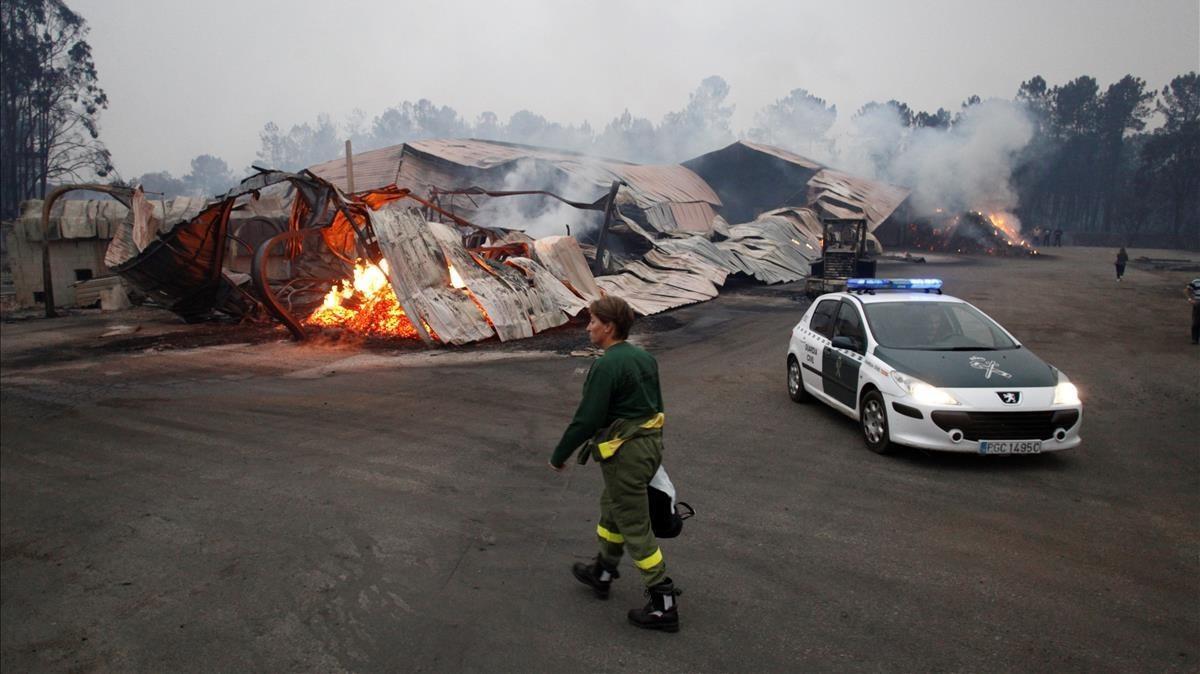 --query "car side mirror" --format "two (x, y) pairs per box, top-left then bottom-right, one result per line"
(832, 335), (862, 352)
